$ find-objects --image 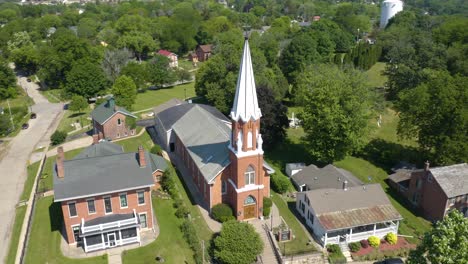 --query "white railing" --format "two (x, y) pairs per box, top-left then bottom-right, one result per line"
(86, 243), (105, 252)
(326, 225), (398, 245)
(81, 210), (138, 234)
(121, 236), (139, 245)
